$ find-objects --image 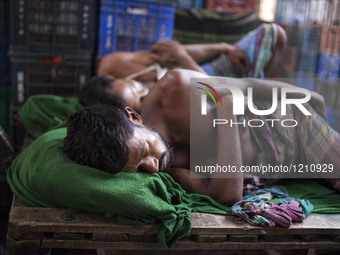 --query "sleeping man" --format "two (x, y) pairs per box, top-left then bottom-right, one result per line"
(16, 23), (286, 141)
(98, 24), (287, 83)
(90, 23), (286, 113)
(64, 69), (340, 206)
